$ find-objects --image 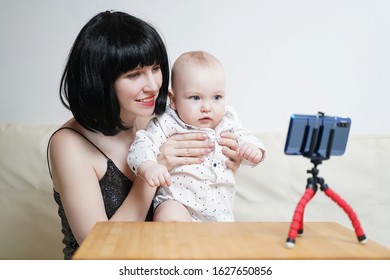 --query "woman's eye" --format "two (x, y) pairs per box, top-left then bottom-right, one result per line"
(126, 72), (140, 79)
(152, 65), (161, 72)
